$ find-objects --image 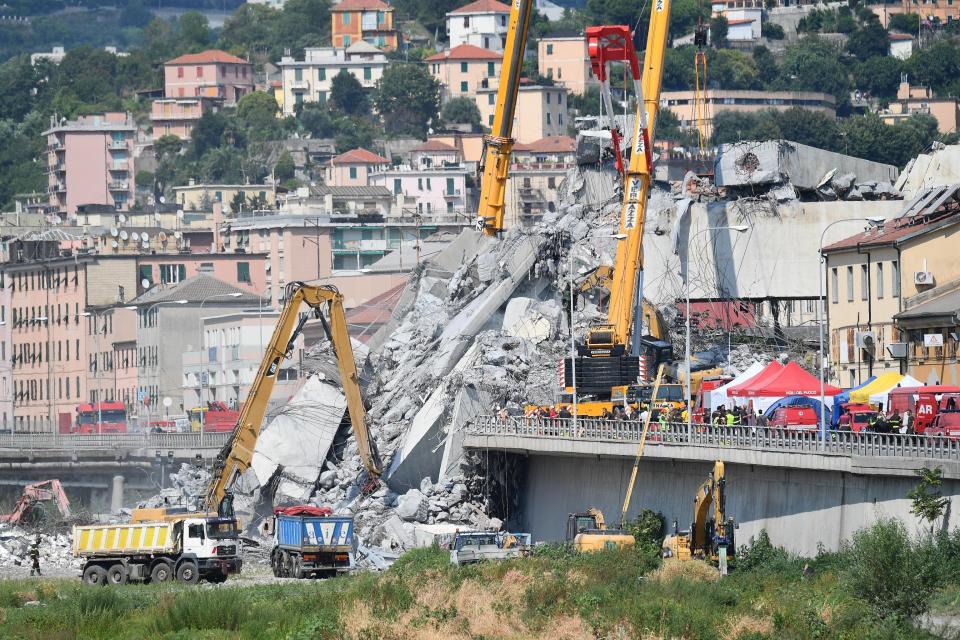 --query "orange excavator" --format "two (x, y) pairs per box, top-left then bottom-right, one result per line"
(1, 480), (72, 524)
